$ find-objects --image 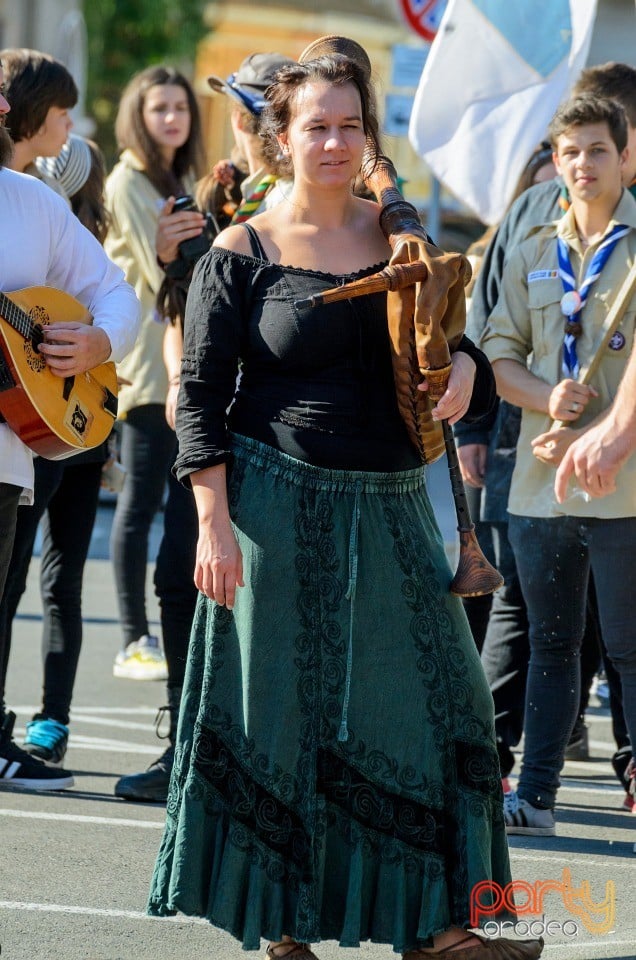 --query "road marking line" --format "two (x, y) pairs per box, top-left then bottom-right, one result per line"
(557, 782), (624, 796)
(65, 716), (158, 731)
(12, 725), (160, 755)
(0, 809), (164, 828)
(510, 849), (632, 867)
(70, 741), (159, 755)
(12, 705), (158, 715)
(0, 900), (207, 924)
(0, 900), (633, 948)
(506, 782), (623, 798)
(1, 808), (628, 860)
